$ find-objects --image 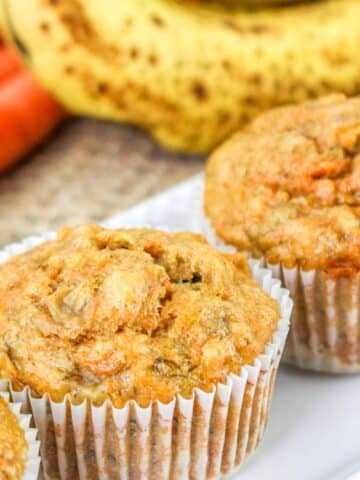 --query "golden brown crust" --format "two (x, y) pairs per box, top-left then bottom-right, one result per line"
(0, 225), (279, 407)
(205, 94), (360, 271)
(0, 396), (27, 480)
